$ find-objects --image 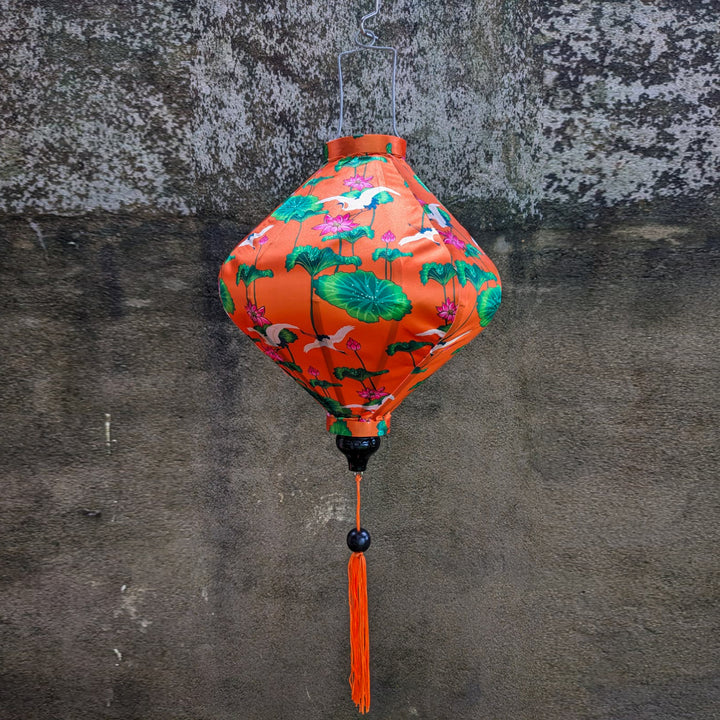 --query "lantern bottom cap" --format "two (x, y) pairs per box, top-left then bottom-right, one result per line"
(327, 413), (391, 438)
(336, 436), (382, 473)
